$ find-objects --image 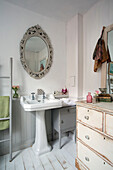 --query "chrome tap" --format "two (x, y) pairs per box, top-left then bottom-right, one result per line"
(43, 92), (46, 100)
